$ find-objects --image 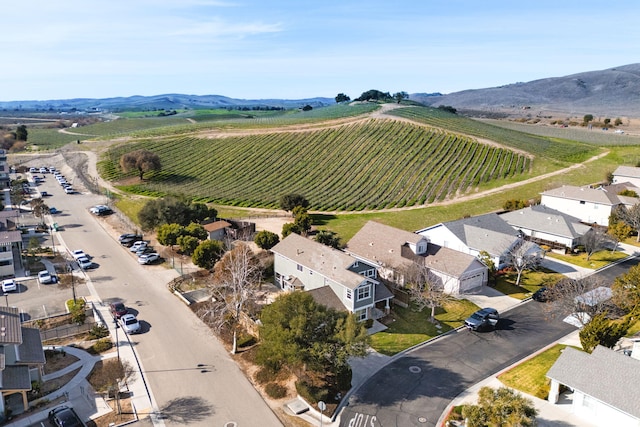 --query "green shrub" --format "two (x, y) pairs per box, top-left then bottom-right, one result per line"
(89, 325), (109, 339)
(254, 367), (279, 385)
(91, 338), (113, 354)
(295, 380), (329, 405)
(264, 383), (287, 399)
